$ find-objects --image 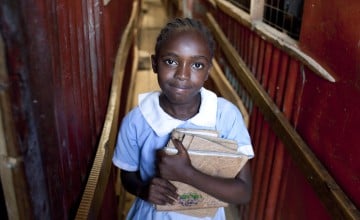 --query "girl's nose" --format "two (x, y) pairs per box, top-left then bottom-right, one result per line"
(175, 63), (190, 80)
